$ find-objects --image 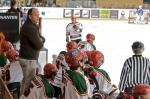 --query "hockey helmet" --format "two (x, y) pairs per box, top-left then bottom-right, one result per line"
(65, 49), (87, 70)
(1, 40), (13, 52)
(86, 33), (95, 42)
(132, 84), (150, 98)
(66, 41), (77, 52)
(44, 63), (58, 75)
(6, 49), (18, 60)
(87, 50), (104, 67)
